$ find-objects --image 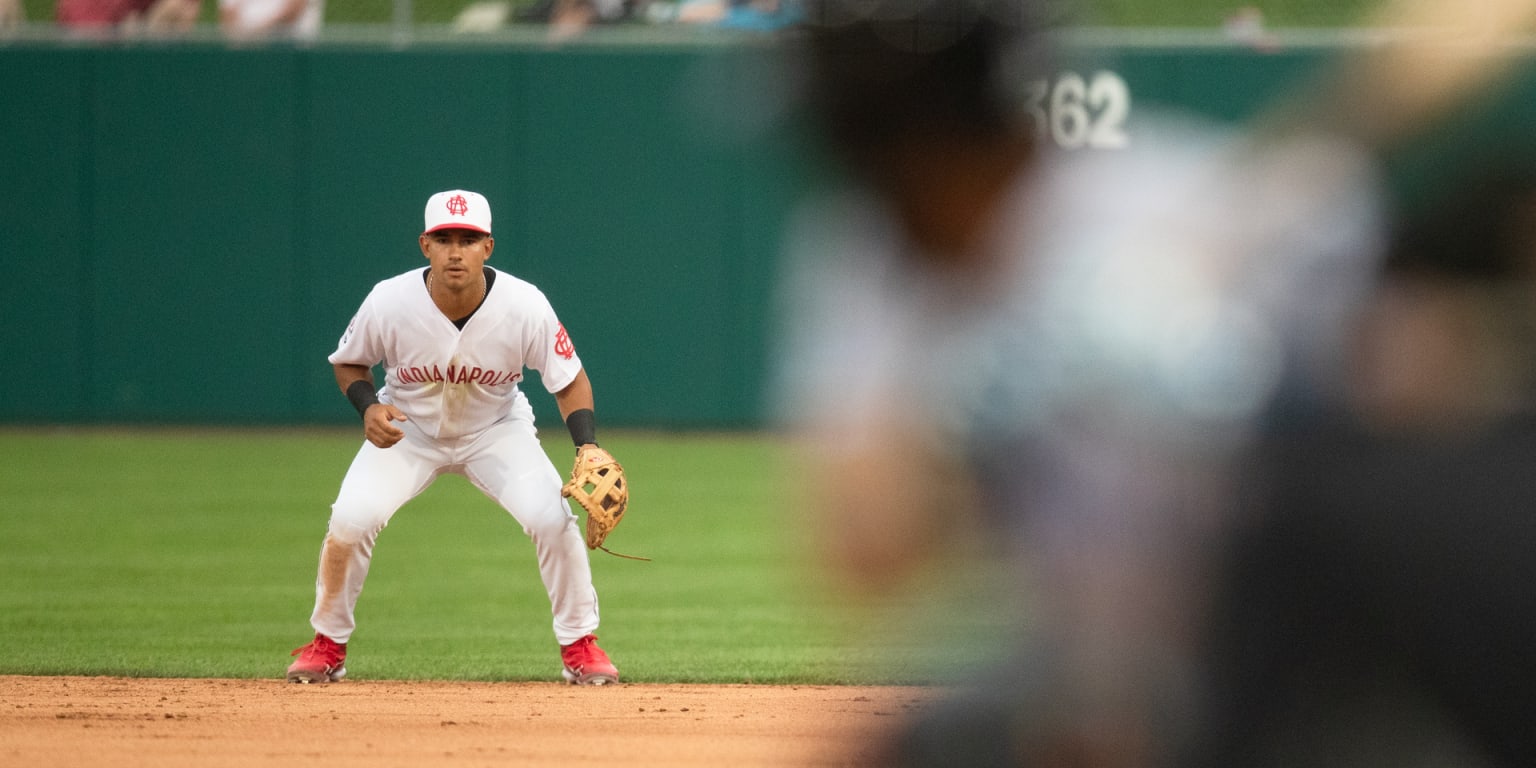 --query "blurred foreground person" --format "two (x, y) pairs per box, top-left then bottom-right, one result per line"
(776, 0), (1536, 765)
(1201, 159), (1536, 767)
